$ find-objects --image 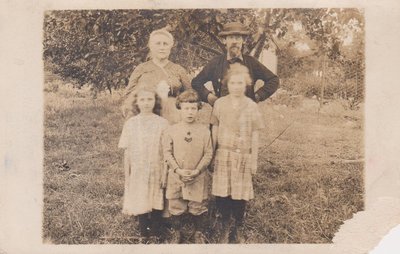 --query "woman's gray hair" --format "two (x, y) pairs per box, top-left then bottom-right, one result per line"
(148, 29), (174, 47)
